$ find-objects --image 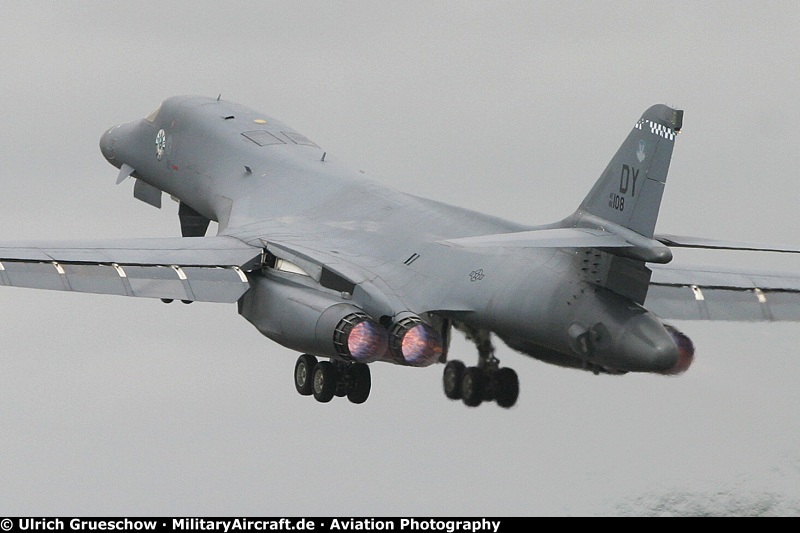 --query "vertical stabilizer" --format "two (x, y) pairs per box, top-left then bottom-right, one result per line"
(578, 104), (683, 238)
